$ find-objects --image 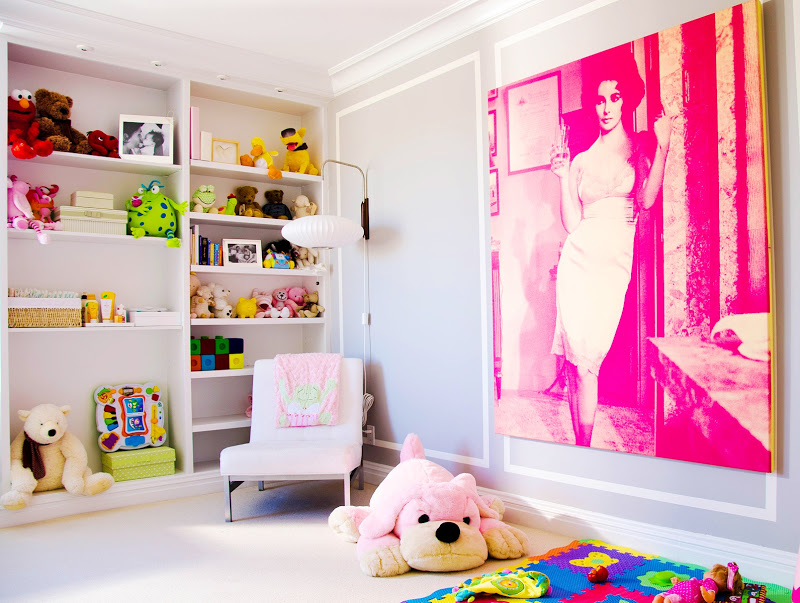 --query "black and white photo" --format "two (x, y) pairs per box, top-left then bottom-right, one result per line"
(222, 239), (262, 267)
(119, 115), (173, 163)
